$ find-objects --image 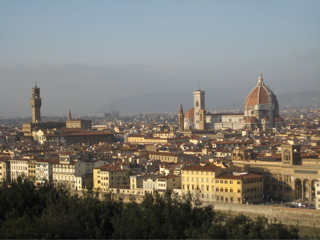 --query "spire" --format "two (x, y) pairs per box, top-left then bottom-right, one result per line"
(35, 81), (38, 88)
(68, 109), (72, 121)
(179, 100), (184, 114)
(257, 71), (264, 86)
